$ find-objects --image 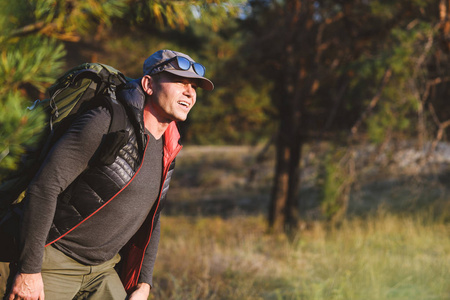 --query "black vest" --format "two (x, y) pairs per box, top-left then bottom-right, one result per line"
(46, 80), (169, 245)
